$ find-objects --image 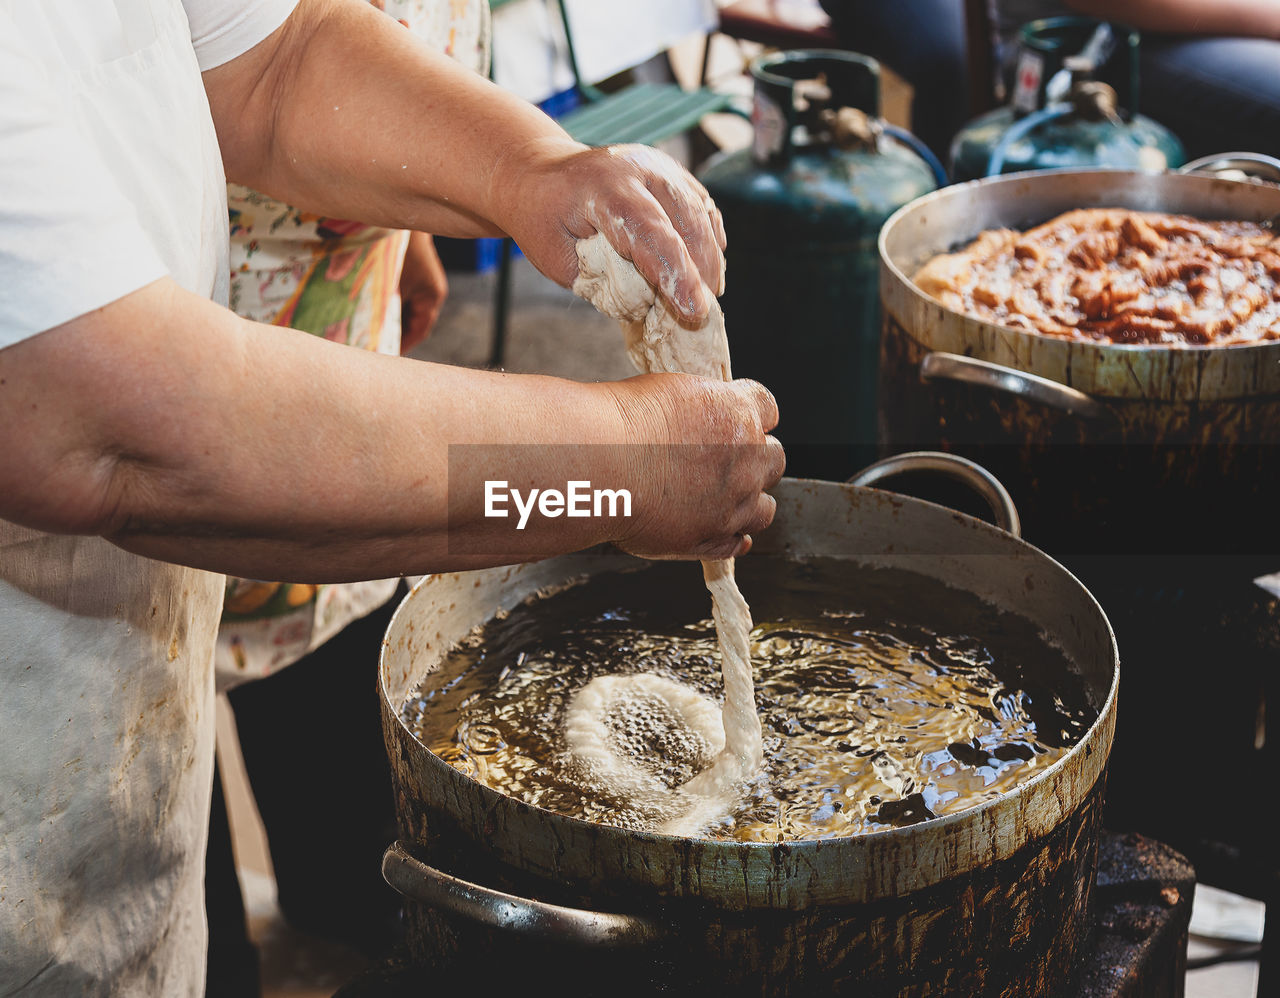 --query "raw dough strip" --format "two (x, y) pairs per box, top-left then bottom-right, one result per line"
(572, 234), (765, 834)
(682, 559), (763, 798)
